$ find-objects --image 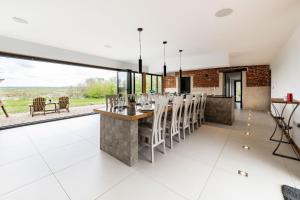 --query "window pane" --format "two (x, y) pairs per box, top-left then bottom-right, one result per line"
(235, 81), (241, 102)
(117, 71), (128, 96)
(157, 76), (162, 93)
(146, 75), (152, 93)
(152, 76), (157, 93)
(134, 73), (142, 94)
